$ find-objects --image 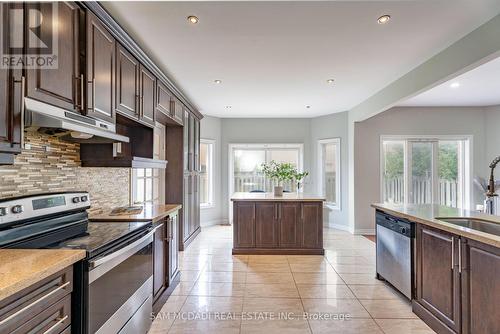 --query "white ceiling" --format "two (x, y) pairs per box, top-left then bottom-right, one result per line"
(399, 56), (500, 107)
(103, 1), (500, 118)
